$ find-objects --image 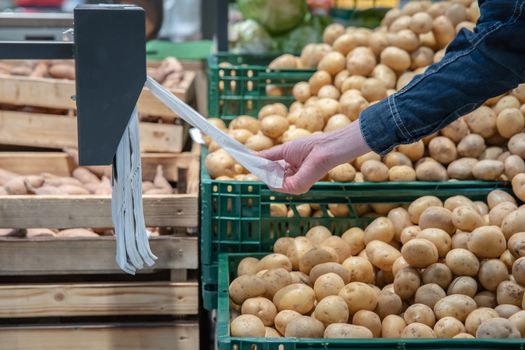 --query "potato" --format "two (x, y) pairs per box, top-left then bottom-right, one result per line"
(237, 257), (259, 276)
(328, 163), (356, 183)
(261, 268), (292, 298)
(380, 46), (411, 72)
(299, 247), (338, 274)
(389, 15), (412, 32)
(415, 228), (450, 258)
(230, 314), (266, 337)
(428, 137), (457, 165)
(416, 159), (449, 181)
(273, 283), (315, 314)
(457, 134), (486, 158)
(432, 16), (455, 48)
(467, 226), (506, 258)
(364, 217), (395, 244)
(308, 71), (332, 95)
(264, 327), (281, 338)
(443, 195), (475, 212)
(434, 294), (477, 322)
(422, 263), (453, 289)
(342, 256), (375, 284)
(474, 291), (497, 309)
(453, 332), (475, 339)
(494, 96), (521, 115)
(394, 267), (421, 299)
(360, 160), (389, 182)
(376, 290), (403, 318)
(370, 203), (398, 215)
(388, 29), (420, 52)
(489, 202), (517, 227)
(508, 132), (525, 158)
(512, 173), (525, 202)
(290, 271), (311, 286)
(397, 141), (425, 161)
(340, 228), (365, 256)
(323, 23), (345, 44)
(419, 207), (455, 234)
(317, 51), (345, 76)
(205, 149), (235, 178)
(283, 238), (313, 269)
(404, 303), (436, 328)
(295, 106), (325, 133)
(360, 78), (387, 102)
(447, 276), (478, 298)
(472, 160), (504, 181)
(512, 257), (525, 287)
(292, 82), (311, 103)
(381, 315), (407, 338)
(354, 152), (381, 171)
(387, 208), (412, 241)
(408, 196), (442, 224)
(415, 283), (446, 309)
(269, 54), (297, 69)
(464, 307), (499, 336)
(365, 240), (402, 272)
(273, 237), (294, 255)
(312, 295), (349, 327)
(241, 297), (277, 326)
(324, 114), (351, 132)
(370, 64), (396, 90)
(369, 31), (390, 56)
(274, 310), (301, 335)
(401, 238), (439, 268)
(501, 249), (517, 271)
(332, 33), (358, 56)
(434, 316), (466, 338)
(317, 85), (341, 100)
(258, 103), (287, 119)
(445, 249), (479, 276)
(314, 272), (345, 301)
(463, 106), (497, 138)
(341, 76), (366, 92)
(402, 323), (436, 338)
(440, 117), (468, 142)
(257, 253), (292, 273)
(496, 108), (524, 138)
(284, 315), (325, 338)
(338, 282), (378, 314)
(504, 155), (525, 181)
(476, 317), (521, 338)
(346, 47), (377, 76)
(496, 304), (522, 319)
(409, 11), (433, 34)
(229, 275), (266, 305)
(488, 189), (516, 209)
(502, 209), (525, 240)
(245, 132), (274, 151)
(352, 310), (381, 337)
(509, 310), (525, 337)
(387, 165), (416, 182)
(324, 323), (373, 338)
(305, 226), (332, 246)
(282, 127), (311, 142)
(497, 281), (525, 307)
(478, 259), (509, 292)
(508, 231), (525, 258)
